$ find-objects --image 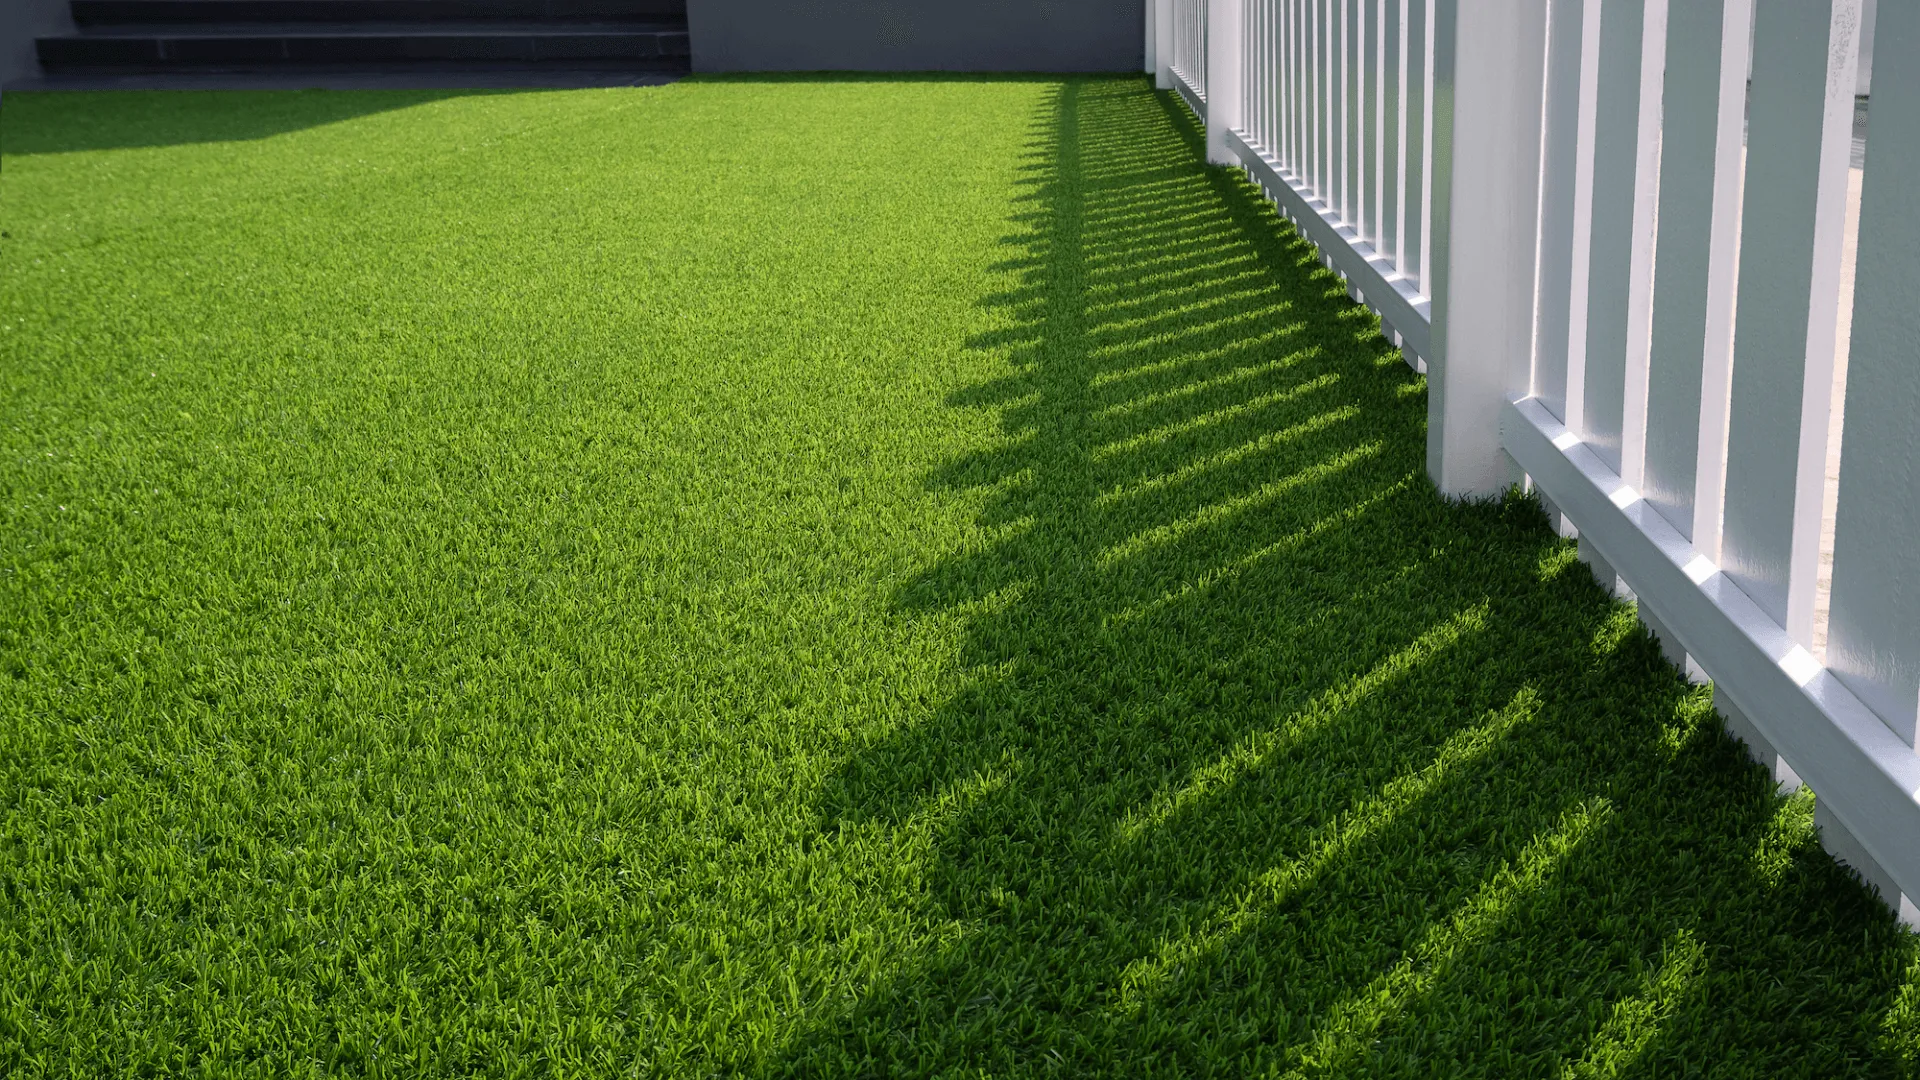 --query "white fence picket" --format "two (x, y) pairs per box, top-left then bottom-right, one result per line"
(1829, 0), (1920, 755)
(1689, 0), (1753, 562)
(1574, 0), (1656, 477)
(1531, 0), (1583, 421)
(1720, 0), (1860, 645)
(1641, 0), (1742, 545)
